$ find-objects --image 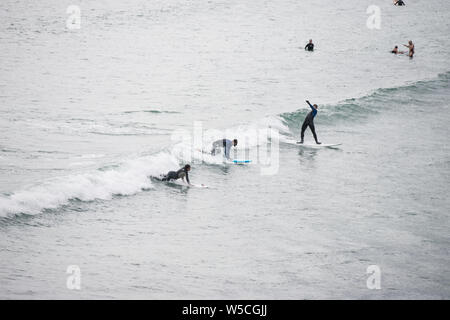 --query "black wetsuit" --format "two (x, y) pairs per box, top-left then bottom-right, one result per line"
(300, 101), (319, 143)
(161, 168), (190, 184)
(395, 0), (405, 6)
(305, 43), (314, 51)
